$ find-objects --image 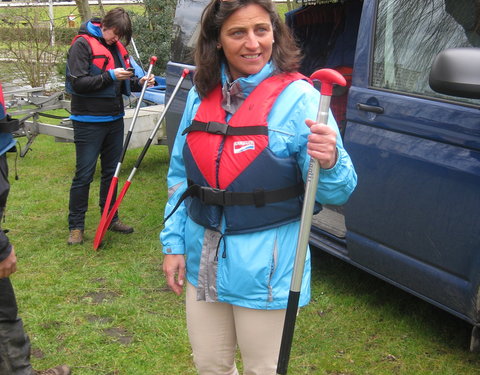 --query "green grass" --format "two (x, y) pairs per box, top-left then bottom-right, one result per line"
(4, 129), (479, 374)
(10, 134), (195, 374)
